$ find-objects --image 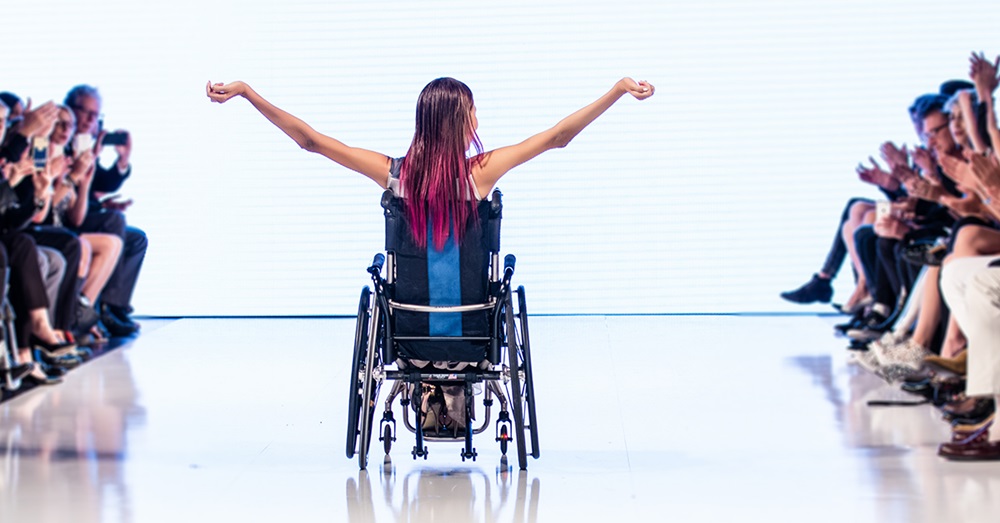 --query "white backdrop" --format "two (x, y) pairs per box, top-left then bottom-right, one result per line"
(3, 0), (998, 315)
